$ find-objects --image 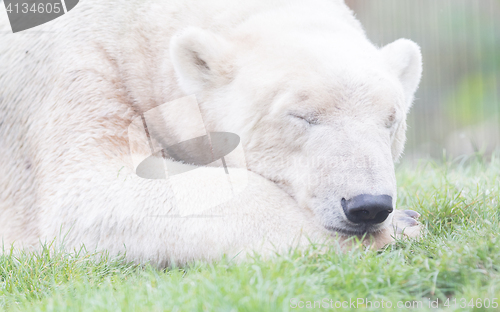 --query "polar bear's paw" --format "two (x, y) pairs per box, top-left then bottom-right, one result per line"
(392, 209), (421, 239)
(362, 209), (421, 249)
